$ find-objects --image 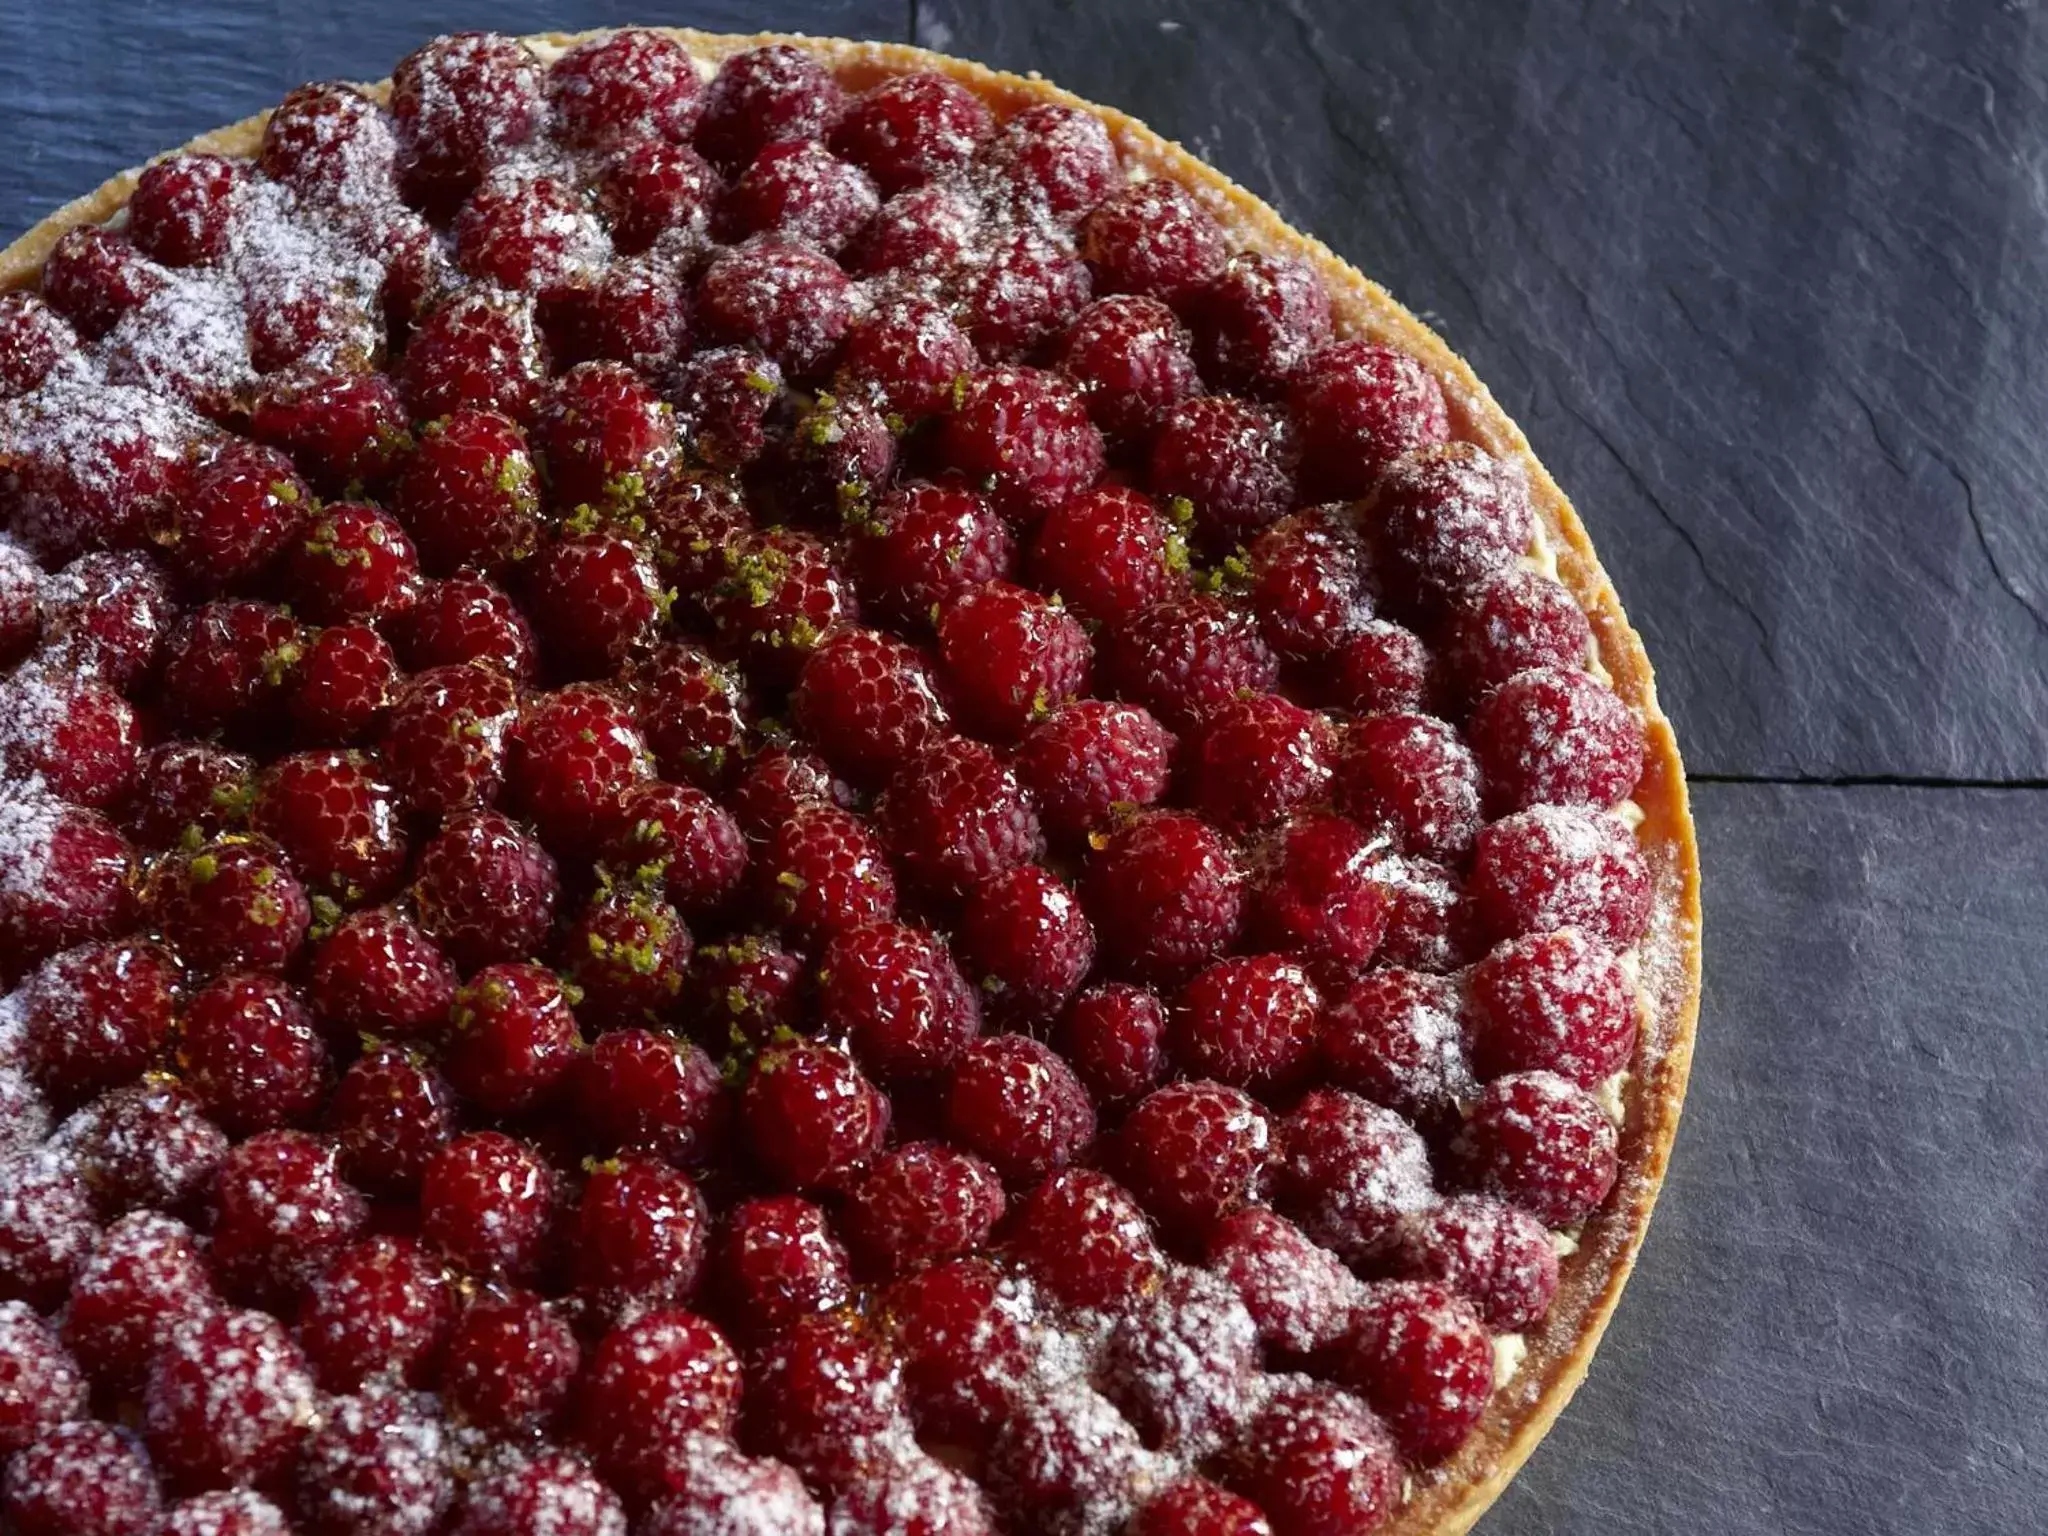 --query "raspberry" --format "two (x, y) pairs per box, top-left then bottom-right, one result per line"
(597, 141), (719, 255)
(1290, 341), (1451, 500)
(163, 1491), (290, 1535)
(1467, 927), (1635, 1086)
(1056, 294), (1205, 444)
(760, 392), (897, 529)
(444, 962), (583, 1114)
(1100, 1266), (1259, 1456)
(695, 238), (854, 378)
(742, 1040), (889, 1191)
(670, 347), (782, 471)
(399, 573), (537, 679)
(251, 750), (408, 903)
(1243, 813), (1391, 978)
(842, 1141), (1006, 1278)
(1119, 1080), (1273, 1240)
(836, 299), (978, 422)
(1468, 666), (1644, 814)
(756, 800), (896, 942)
(1394, 1194), (1560, 1331)
(1376, 854), (1480, 973)
(746, 1310), (900, 1490)
(1149, 395), (1298, 554)
(524, 532), (662, 678)
(1082, 811), (1244, 983)
(1371, 441), (1534, 598)
(441, 1290), (580, 1433)
(1192, 252), (1333, 397)
(704, 528), (855, 686)
(1240, 506), (1369, 661)
(572, 1154), (709, 1320)
(1008, 1167), (1164, 1308)
(298, 1236), (451, 1393)
(643, 1439), (826, 1536)
(723, 140), (879, 253)
(250, 372), (413, 499)
(1336, 1280), (1492, 1462)
(553, 255), (693, 373)
(282, 503), (421, 626)
(978, 104), (1119, 221)
(419, 1132), (560, 1281)
(1082, 177), (1229, 305)
(329, 1044), (457, 1193)
(728, 747), (851, 836)
(578, 1309), (741, 1505)
(626, 644), (751, 790)
(792, 627), (951, 784)
(0, 1151), (95, 1308)
(562, 881), (691, 1034)
(1188, 695), (1335, 834)
(0, 798), (136, 983)
(535, 360), (678, 514)
(3, 1420), (160, 1536)
(0, 669), (139, 808)
(176, 972), (325, 1134)
(875, 736), (1044, 900)
(73, 1080), (227, 1217)
(1174, 955), (1322, 1091)
(829, 1441), (995, 1536)
(285, 624), (398, 746)
(819, 919), (982, 1085)
(1013, 699), (1175, 844)
(1327, 620), (1434, 714)
(1061, 982), (1168, 1109)
(885, 1256), (1031, 1445)
(375, 665), (513, 819)
(958, 865), (1095, 1027)
(1206, 1208), (1358, 1355)
(507, 684), (652, 849)
(209, 1129), (366, 1305)
(391, 32), (546, 196)
(1444, 566), (1593, 699)
(1131, 1479), (1273, 1536)
(848, 183), (979, 278)
(294, 1389), (455, 1536)
(687, 933), (807, 1051)
(1219, 1383), (1401, 1536)
(1321, 968), (1474, 1129)
(306, 909), (455, 1040)
(143, 1308), (318, 1495)
(717, 1195), (852, 1337)
(146, 441), (304, 589)
(550, 28), (703, 148)
(395, 407), (543, 576)
(4, 381), (191, 563)
(158, 601), (304, 738)
(259, 82), (396, 206)
(847, 478), (1012, 632)
(127, 741), (253, 850)
(604, 780), (747, 917)
(401, 290), (549, 426)
(1105, 592), (1278, 733)
(1335, 712), (1482, 862)
(0, 293), (77, 398)
(1274, 1088), (1435, 1264)
(0, 542), (38, 669)
(454, 1453), (625, 1536)
(573, 1027), (727, 1168)
(0, 1072), (46, 1162)
(938, 367), (1105, 527)
(60, 1212), (214, 1389)
(832, 71), (992, 194)
(984, 1380), (1151, 1536)
(1031, 490), (1183, 632)
(962, 228), (1093, 362)
(0, 1302), (88, 1453)
(20, 938), (178, 1107)
(696, 45), (847, 172)
(939, 581), (1092, 741)
(40, 227), (164, 340)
